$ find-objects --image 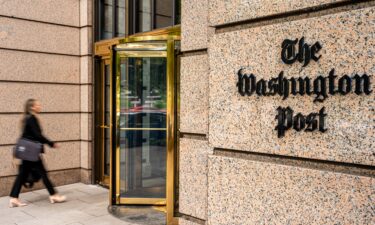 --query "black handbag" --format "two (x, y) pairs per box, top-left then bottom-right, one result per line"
(13, 138), (42, 162)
